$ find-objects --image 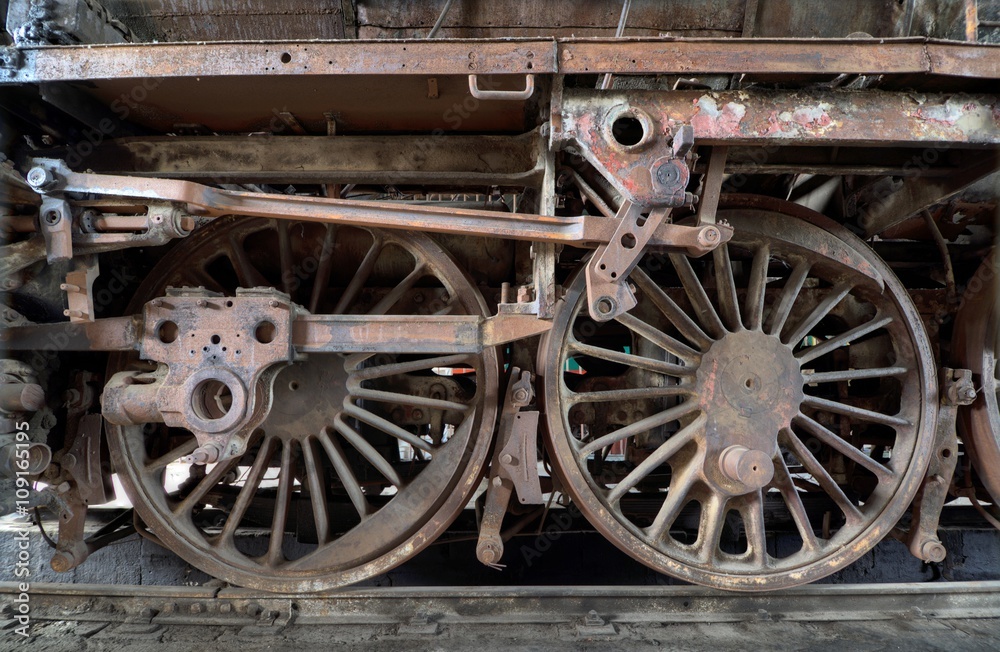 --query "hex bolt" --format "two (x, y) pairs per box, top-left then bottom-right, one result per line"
(500, 453), (514, 465)
(26, 167), (54, 190)
(511, 387), (530, 404)
(961, 387), (977, 402)
(190, 602), (204, 614)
